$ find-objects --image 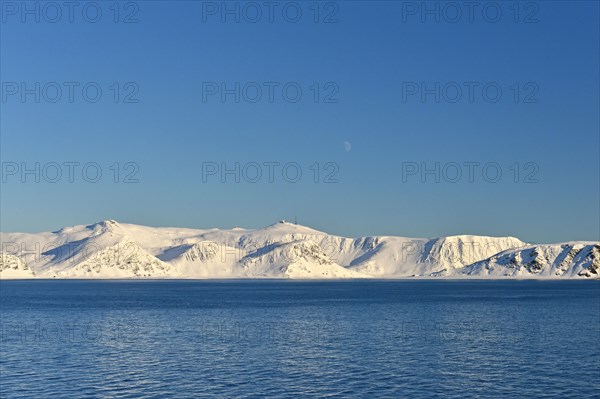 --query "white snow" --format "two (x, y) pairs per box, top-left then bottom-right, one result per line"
(0, 220), (597, 279)
(0, 253), (35, 279)
(436, 242), (600, 279)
